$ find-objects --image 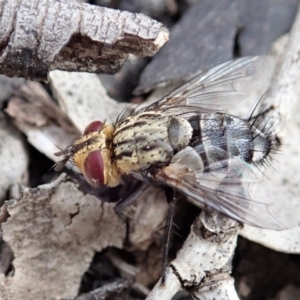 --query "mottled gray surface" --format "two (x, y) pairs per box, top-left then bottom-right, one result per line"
(99, 55), (148, 102)
(119, 0), (167, 17)
(136, 0), (300, 93)
(0, 75), (24, 108)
